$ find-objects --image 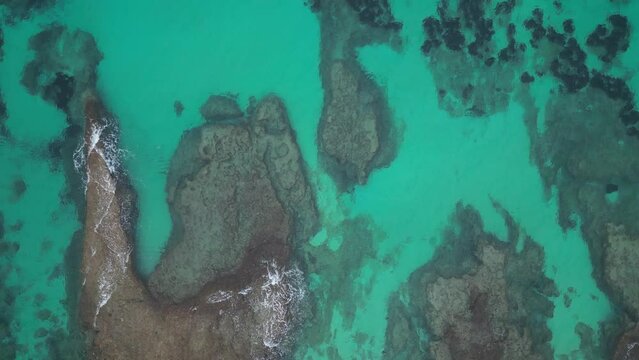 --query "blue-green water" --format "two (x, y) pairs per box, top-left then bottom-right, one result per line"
(1, 0), (638, 359)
